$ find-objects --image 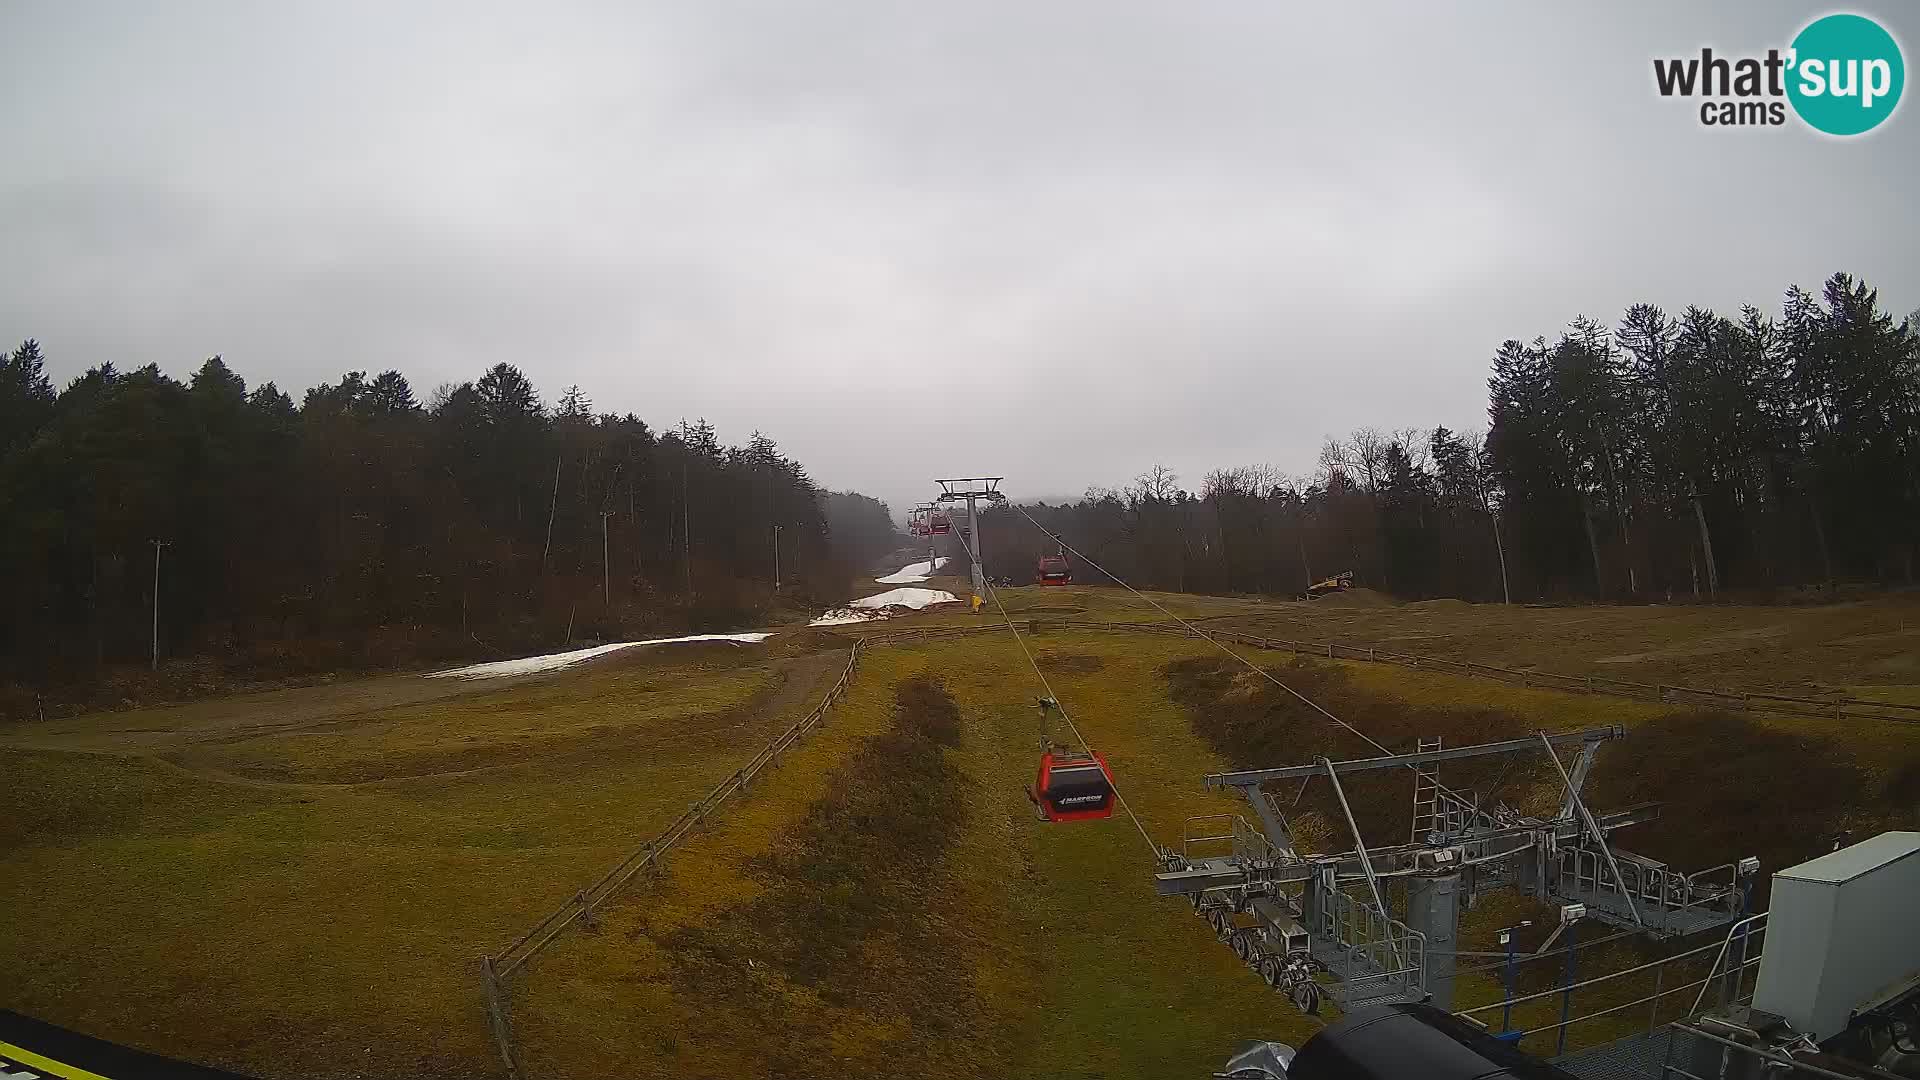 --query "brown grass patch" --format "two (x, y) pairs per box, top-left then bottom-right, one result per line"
(659, 674), (977, 1079)
(1034, 651), (1105, 674)
(1588, 711), (1872, 881)
(764, 627), (855, 657)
